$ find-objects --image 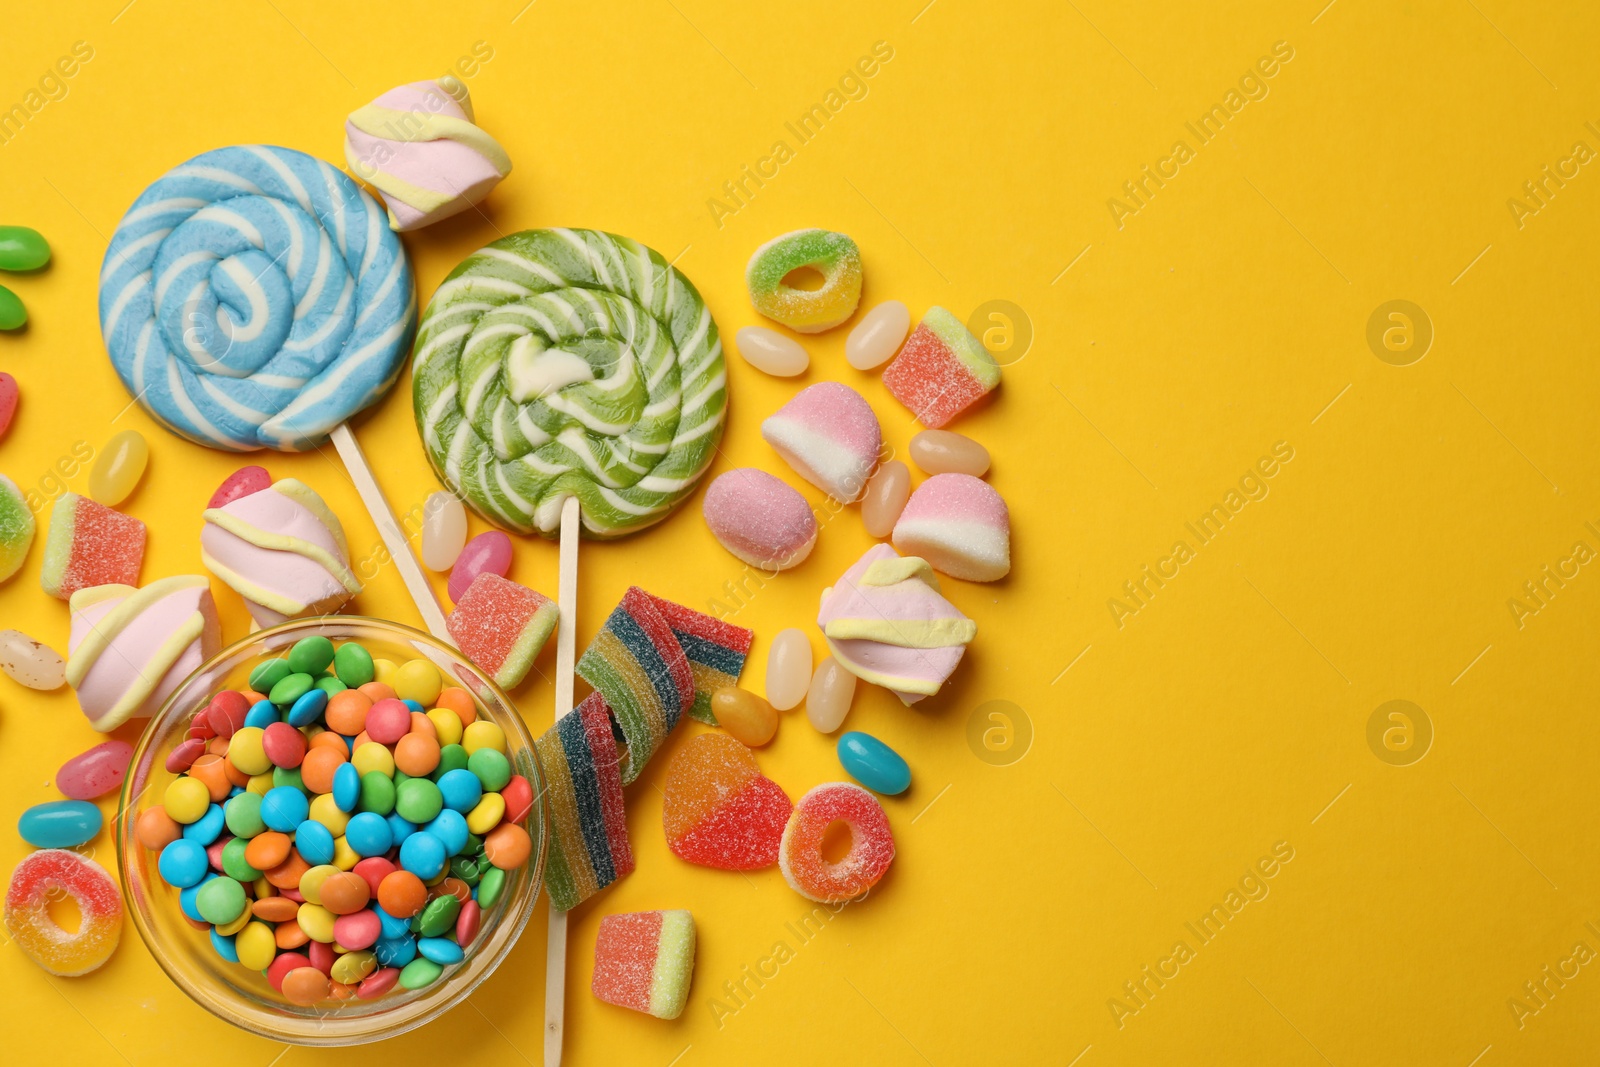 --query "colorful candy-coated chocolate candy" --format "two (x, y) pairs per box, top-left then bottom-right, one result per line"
(182, 803), (225, 845)
(0, 628), (64, 689)
(4, 850), (122, 975)
(0, 476), (34, 583)
(805, 656), (857, 733)
(288, 635), (335, 674)
(455, 900), (481, 946)
(446, 573), (558, 689)
(358, 967), (401, 998)
(882, 306), (1001, 428)
(394, 659), (442, 705)
(206, 690), (250, 737)
(18, 800), (103, 848)
(592, 910), (696, 1019)
(421, 492), (468, 571)
(447, 530), (512, 603)
(0, 284), (25, 330)
(711, 687), (778, 747)
(400, 831), (447, 878)
(399, 957), (443, 989)
(318, 871), (371, 914)
(892, 473), (1011, 581)
(779, 782), (895, 902)
(208, 465), (272, 509)
(836, 731), (911, 795)
(761, 382), (882, 503)
(484, 823), (530, 869)
(701, 469), (817, 571)
(160, 839), (210, 887)
(88, 430), (149, 506)
(765, 628), (811, 711)
(40, 493), (146, 600)
(196, 876), (248, 924)
(746, 229), (862, 333)
(334, 642), (375, 687)
(418, 893), (462, 936)
(0, 372), (17, 441)
(861, 460), (911, 539)
(845, 300), (910, 370)
(0, 226), (50, 271)
(910, 428), (990, 477)
(734, 325), (808, 377)
(662, 733), (791, 870)
(164, 777), (211, 823)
